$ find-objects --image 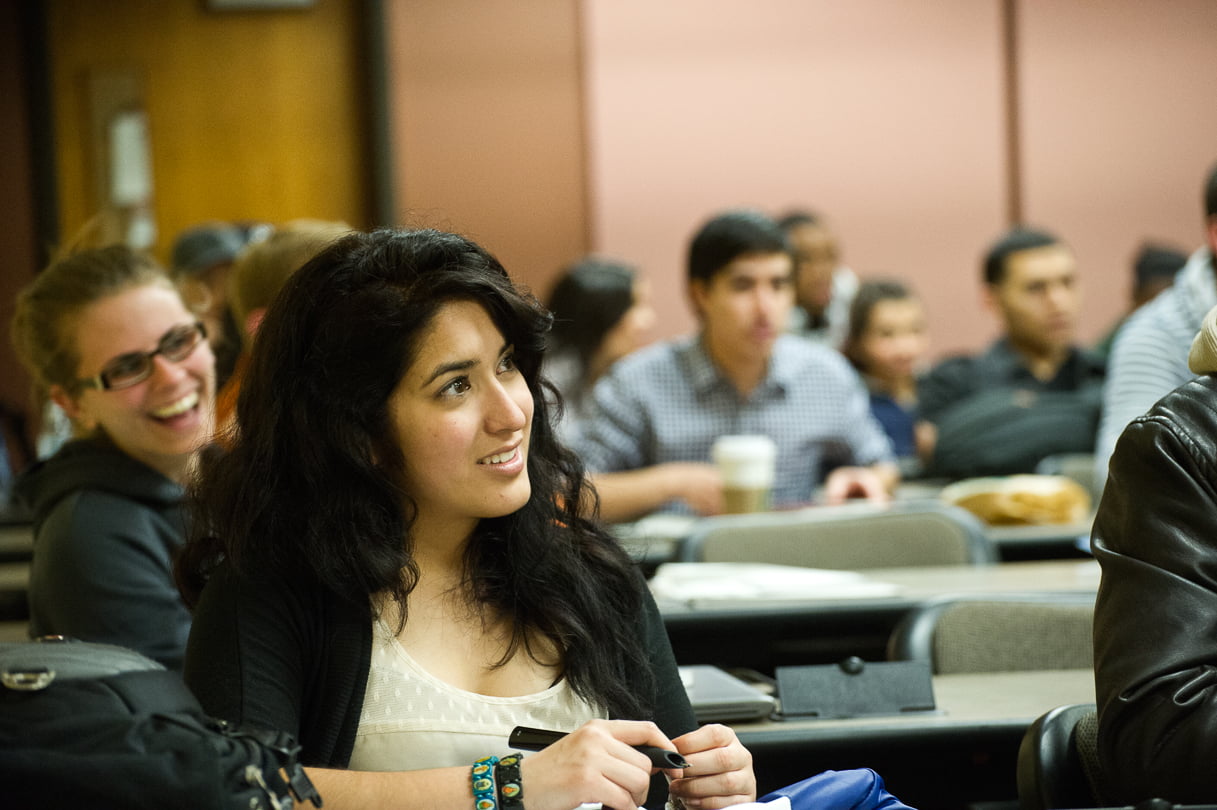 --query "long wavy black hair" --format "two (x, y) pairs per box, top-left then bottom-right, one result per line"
(176, 228), (654, 718)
